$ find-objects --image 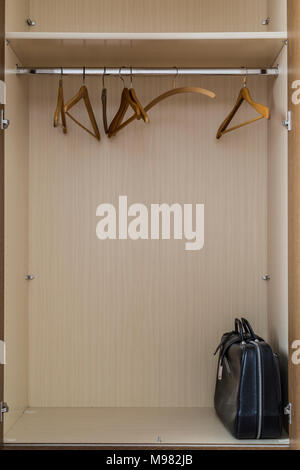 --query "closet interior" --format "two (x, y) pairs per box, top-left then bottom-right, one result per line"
(3, 0), (289, 447)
